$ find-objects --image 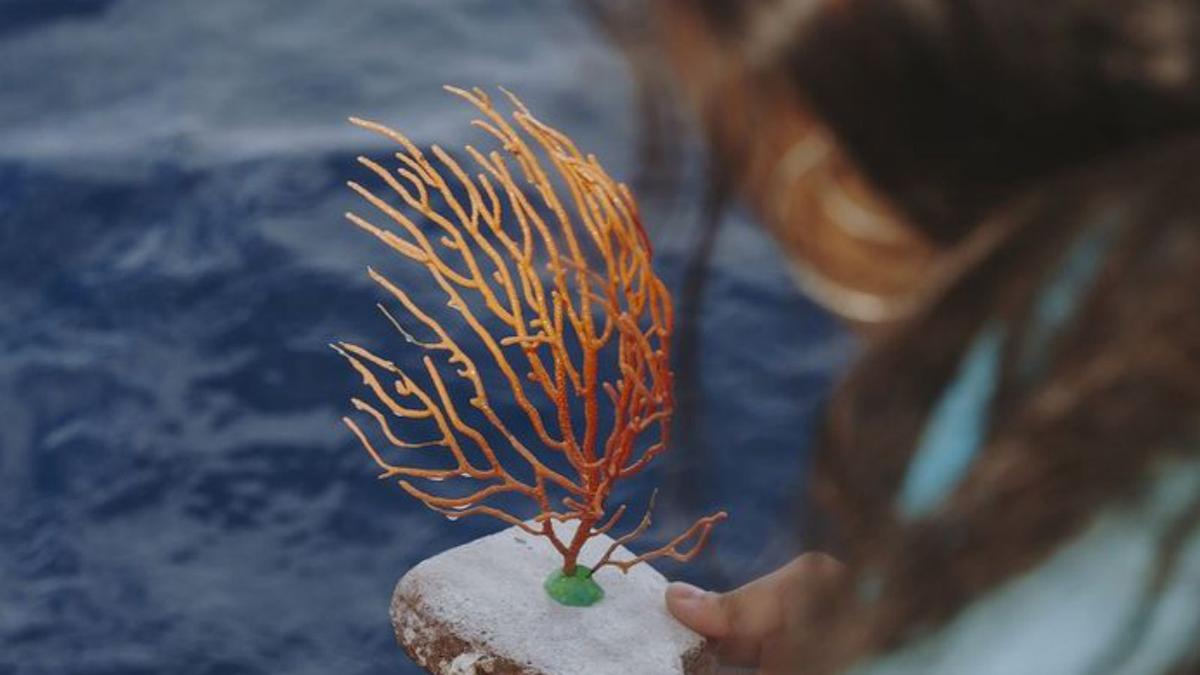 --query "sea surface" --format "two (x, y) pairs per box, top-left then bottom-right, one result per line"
(0, 2), (850, 673)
